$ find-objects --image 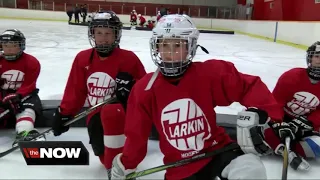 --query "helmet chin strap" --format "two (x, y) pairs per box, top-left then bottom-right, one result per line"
(309, 77), (319, 84)
(97, 50), (111, 57)
(3, 51), (23, 61)
(197, 45), (209, 54)
(95, 43), (119, 57)
(152, 44), (209, 78)
(307, 67), (320, 81)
